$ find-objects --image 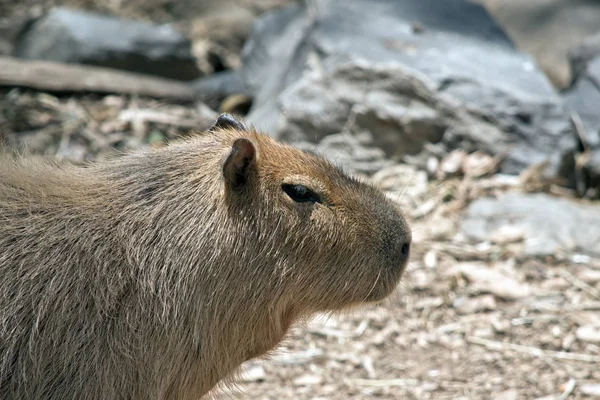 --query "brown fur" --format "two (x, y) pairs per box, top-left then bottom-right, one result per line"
(0, 115), (411, 399)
